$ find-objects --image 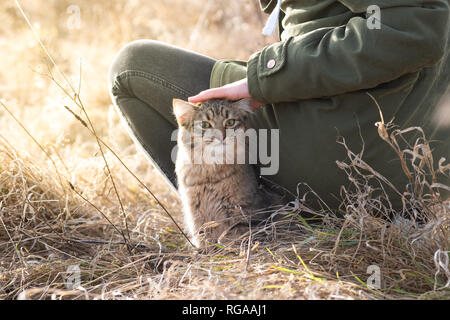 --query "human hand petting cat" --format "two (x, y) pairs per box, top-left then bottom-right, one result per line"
(188, 78), (264, 110)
